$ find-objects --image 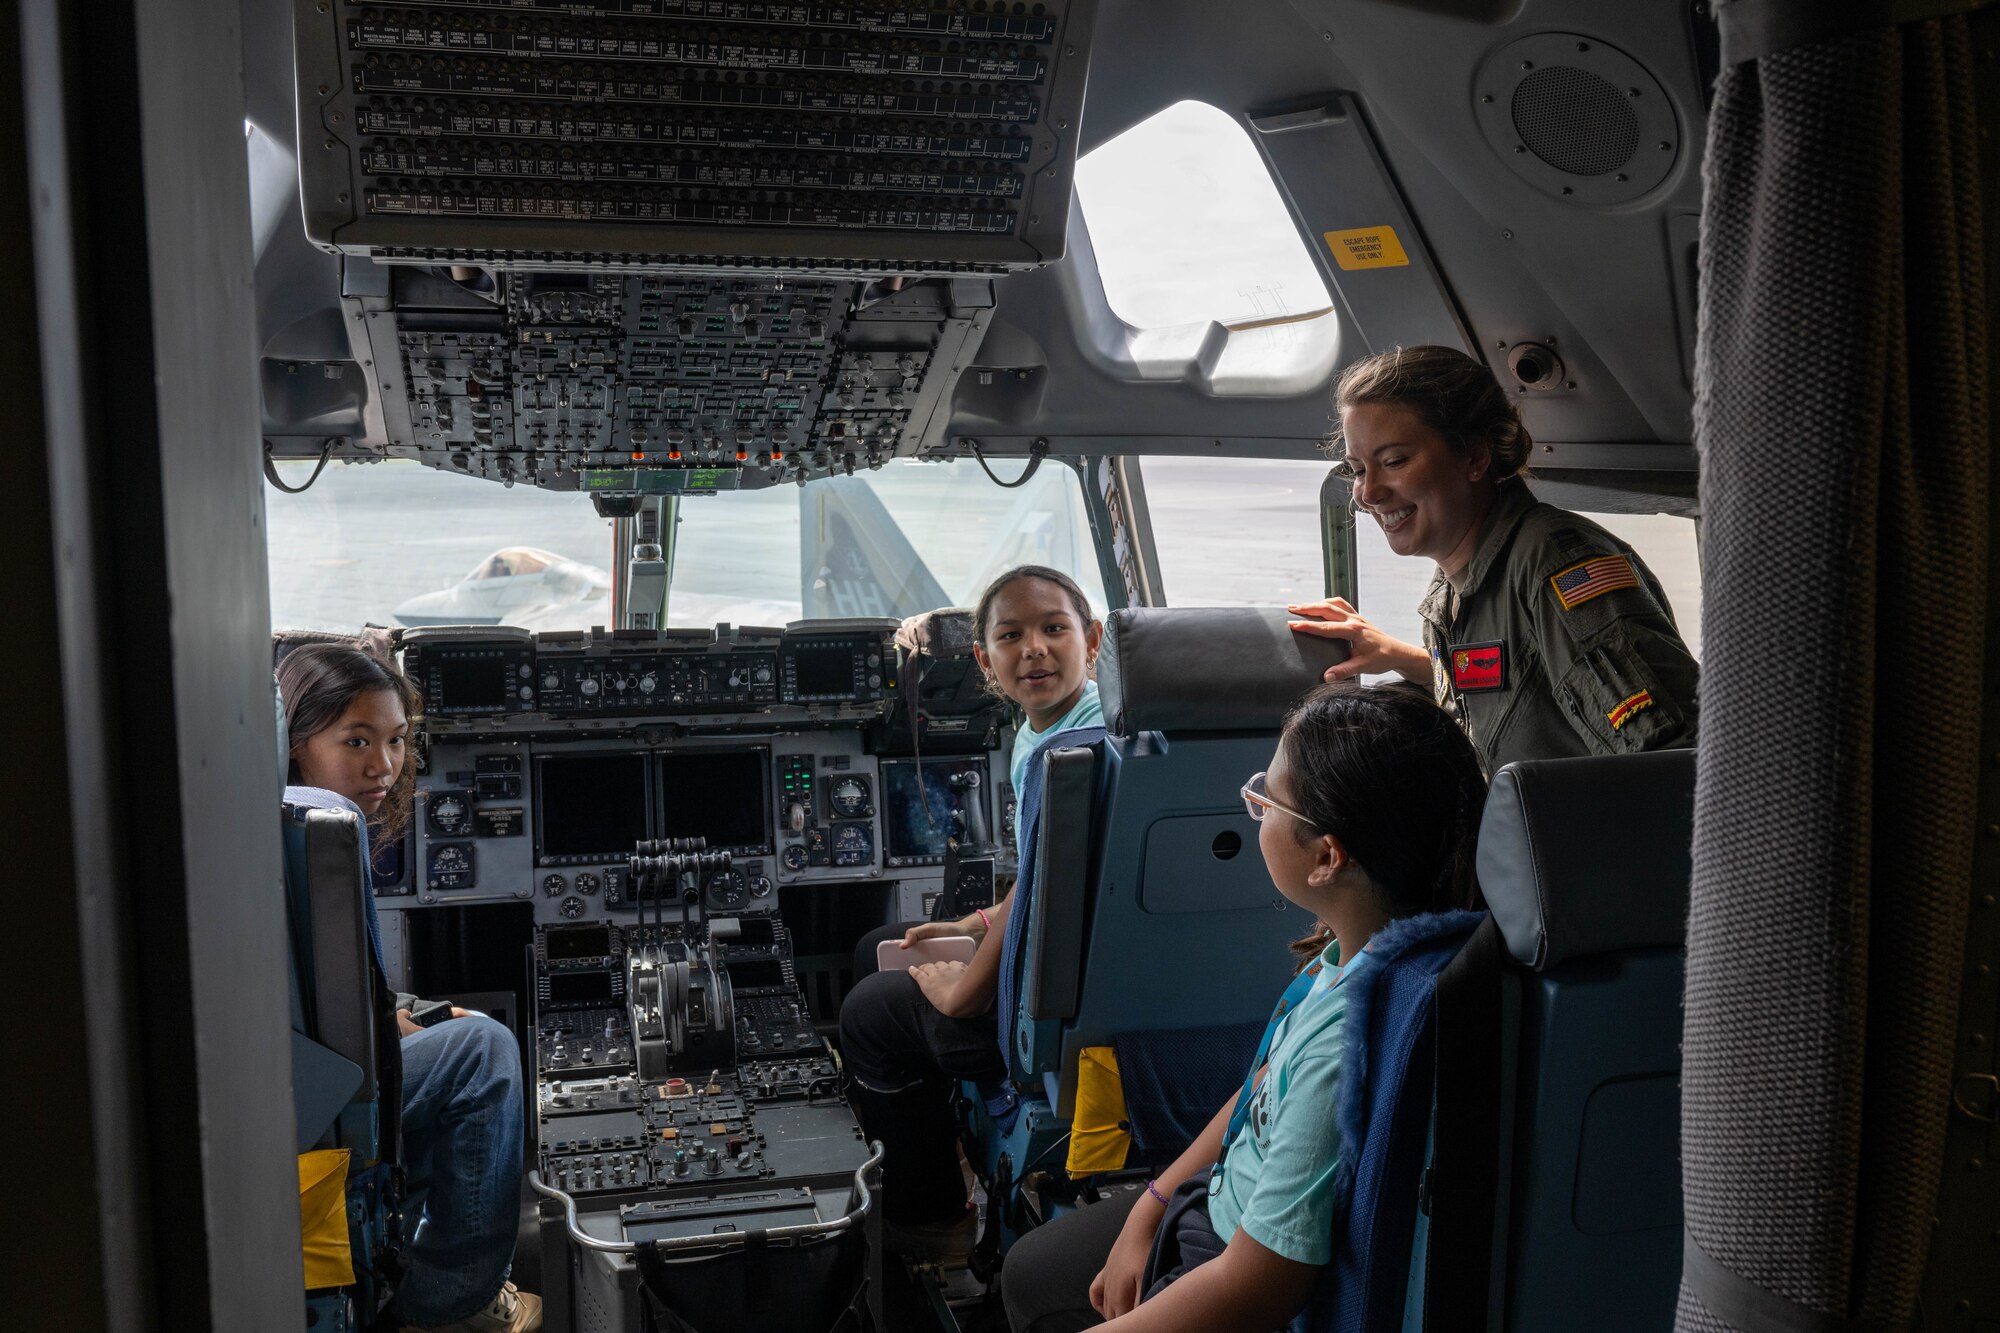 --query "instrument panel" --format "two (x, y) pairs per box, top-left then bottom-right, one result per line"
(405, 621), (892, 725)
(410, 733), (892, 908)
(378, 620), (999, 929)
